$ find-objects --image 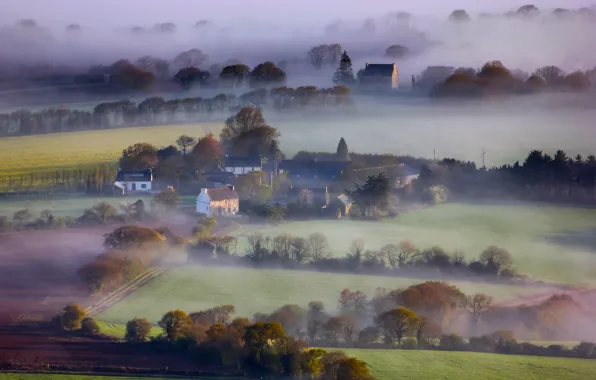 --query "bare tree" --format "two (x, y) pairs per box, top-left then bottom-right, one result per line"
(397, 240), (419, 268)
(380, 244), (399, 269)
(272, 234), (293, 260)
(308, 233), (330, 261)
(308, 45), (327, 69)
(479, 246), (513, 274)
(460, 293), (493, 334)
(291, 237), (310, 263)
